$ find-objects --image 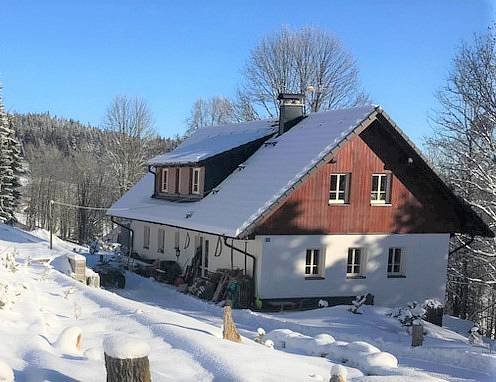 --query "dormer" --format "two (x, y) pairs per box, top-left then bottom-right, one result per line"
(148, 119), (278, 202)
